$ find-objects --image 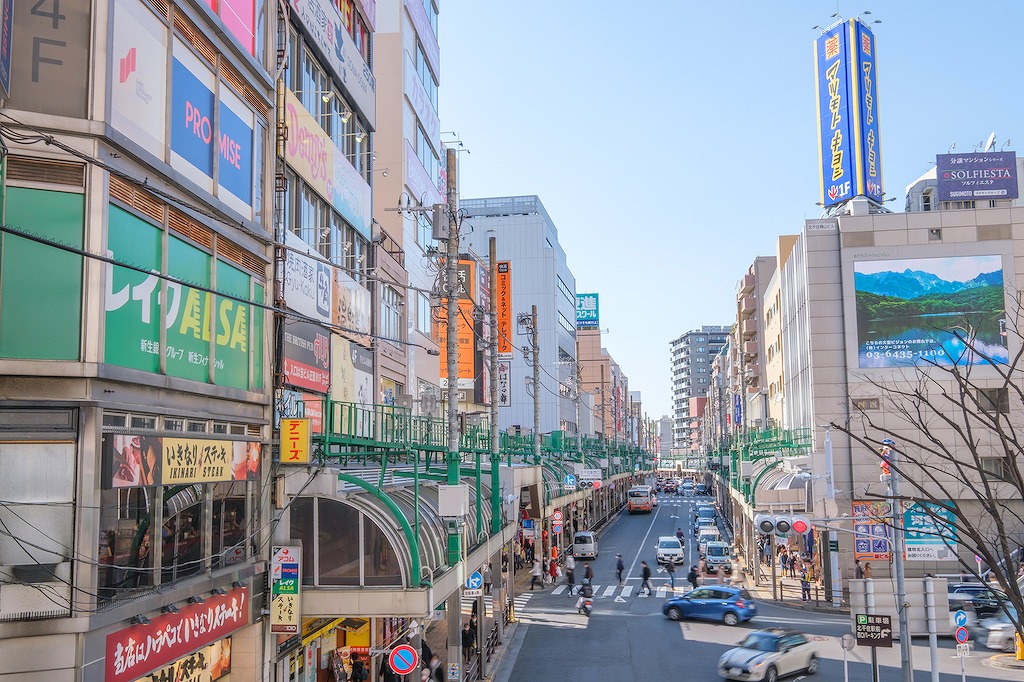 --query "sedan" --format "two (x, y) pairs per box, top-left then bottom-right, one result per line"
(980, 606), (1019, 652)
(718, 629), (819, 682)
(662, 585), (756, 626)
